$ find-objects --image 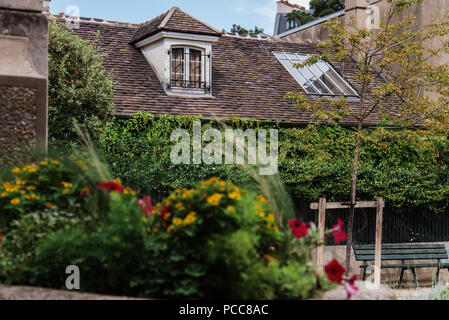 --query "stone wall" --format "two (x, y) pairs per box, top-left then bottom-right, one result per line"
(280, 0), (449, 66)
(0, 0), (48, 164)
